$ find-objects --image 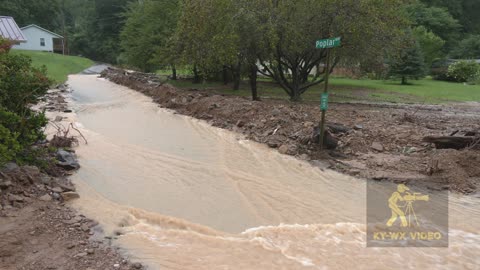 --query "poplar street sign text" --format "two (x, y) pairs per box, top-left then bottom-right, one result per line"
(316, 37), (341, 49)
